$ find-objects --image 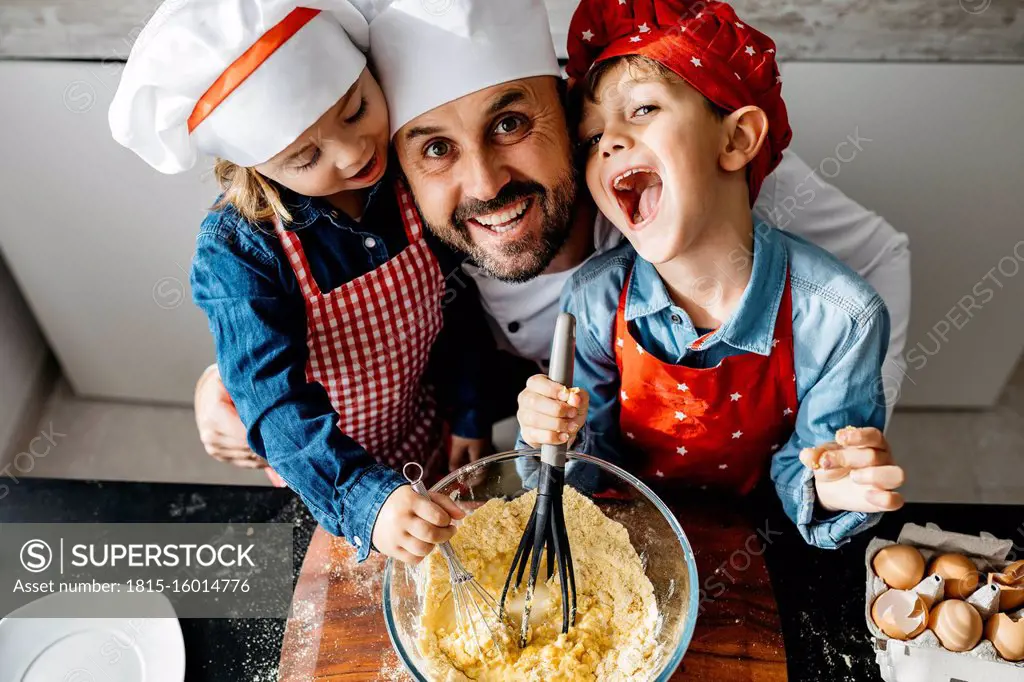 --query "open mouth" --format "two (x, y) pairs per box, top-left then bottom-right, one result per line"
(350, 150), (381, 182)
(467, 198), (534, 235)
(611, 167), (663, 229)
